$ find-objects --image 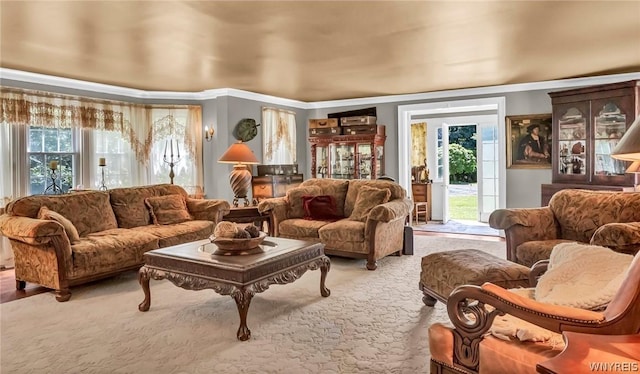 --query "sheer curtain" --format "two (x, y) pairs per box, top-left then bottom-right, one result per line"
(149, 108), (202, 190)
(262, 107), (296, 164)
(0, 89), (203, 267)
(1, 88), (203, 191)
